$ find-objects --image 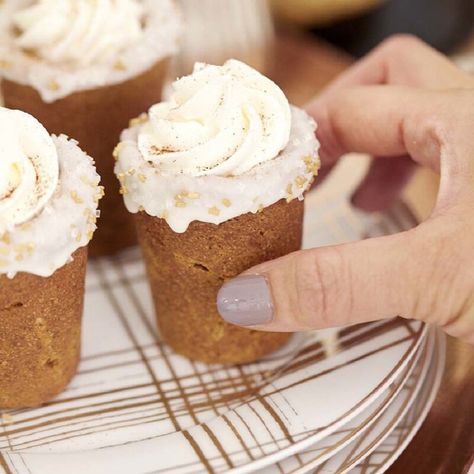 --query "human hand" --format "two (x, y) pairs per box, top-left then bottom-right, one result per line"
(217, 35), (474, 344)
